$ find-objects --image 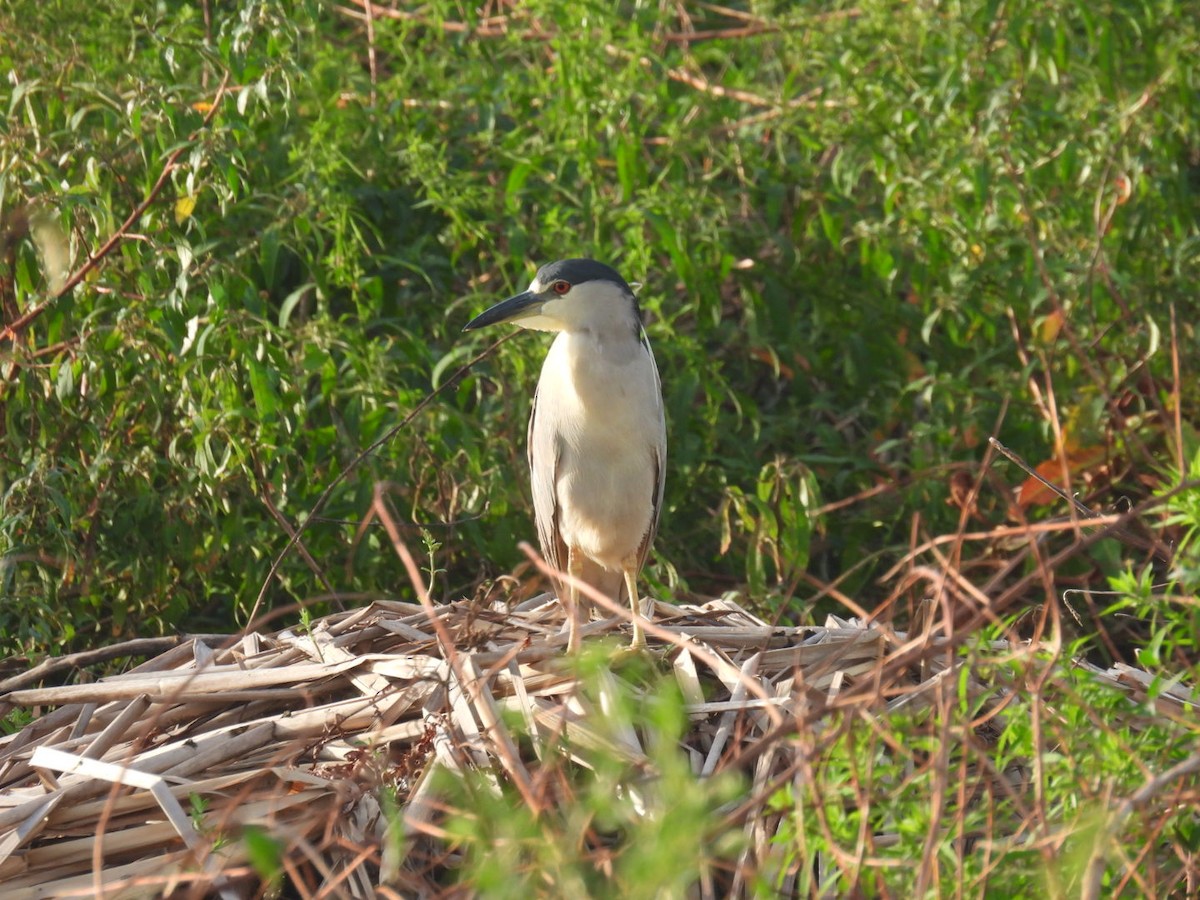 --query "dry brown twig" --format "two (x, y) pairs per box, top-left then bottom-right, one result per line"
(246, 331), (518, 629)
(2, 547), (1195, 895)
(1, 73), (231, 346)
